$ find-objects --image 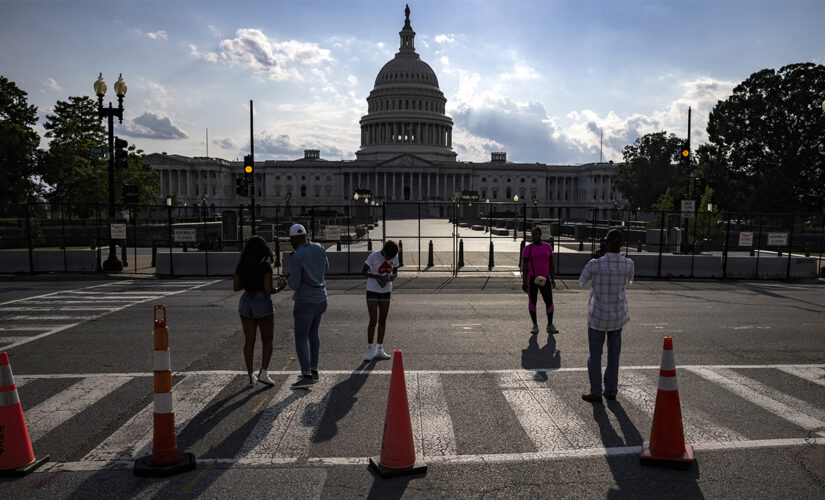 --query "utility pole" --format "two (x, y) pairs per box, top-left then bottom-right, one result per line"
(249, 99), (256, 236)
